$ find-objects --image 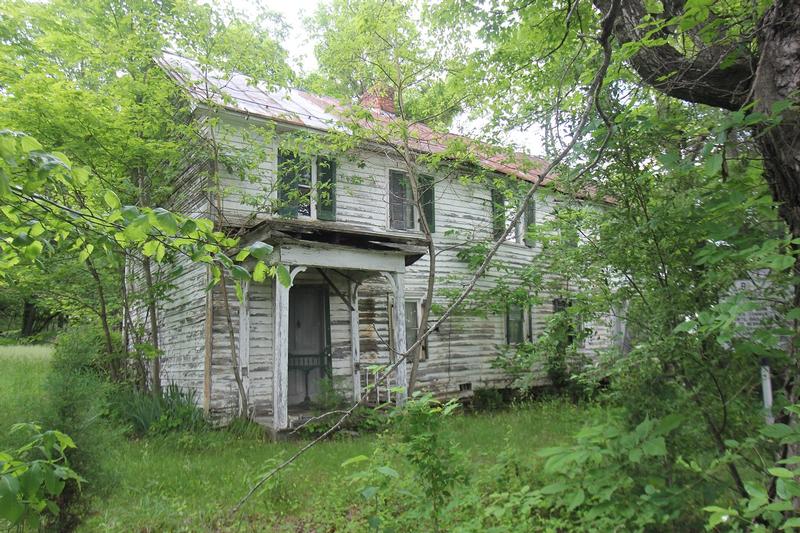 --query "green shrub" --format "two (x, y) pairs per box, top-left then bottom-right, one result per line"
(109, 384), (207, 437)
(0, 423), (83, 530)
(51, 324), (121, 377)
(46, 325), (127, 530)
(470, 388), (506, 411)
